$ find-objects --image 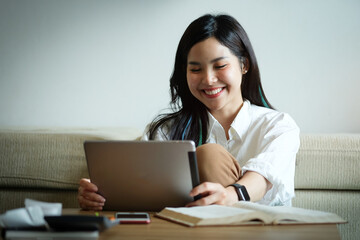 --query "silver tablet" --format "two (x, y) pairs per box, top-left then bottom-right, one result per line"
(84, 140), (199, 211)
